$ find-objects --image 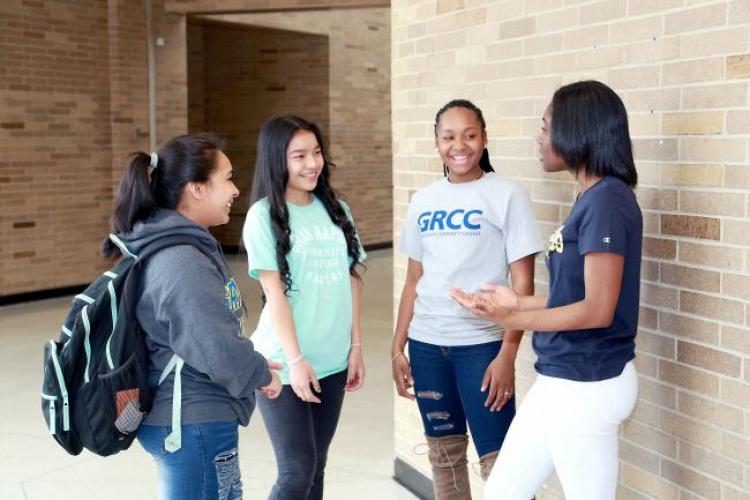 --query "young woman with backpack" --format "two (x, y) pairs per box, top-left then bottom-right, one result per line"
(104, 133), (282, 500)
